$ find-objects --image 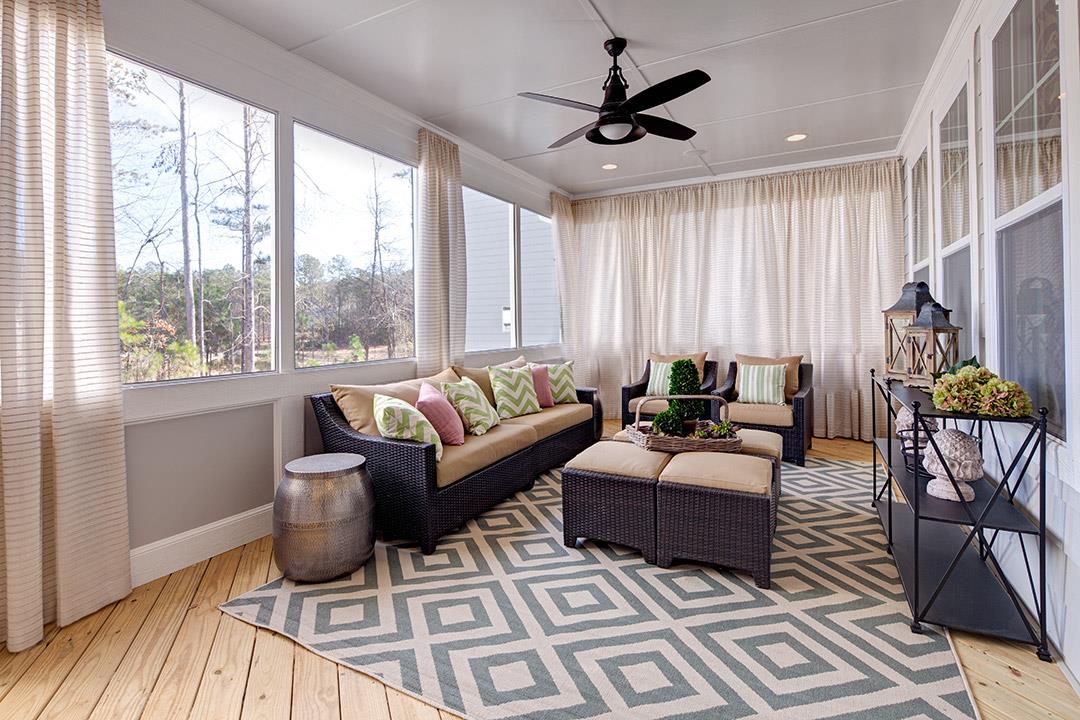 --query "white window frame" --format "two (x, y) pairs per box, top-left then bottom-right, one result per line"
(462, 184), (559, 356)
(908, 145), (934, 284)
(980, 0), (1072, 445)
(931, 65), (981, 360)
